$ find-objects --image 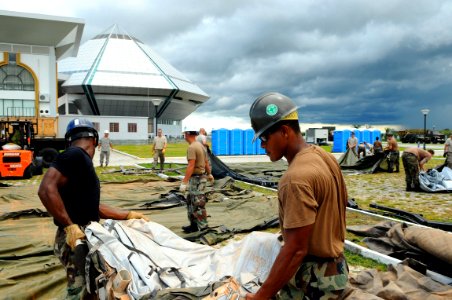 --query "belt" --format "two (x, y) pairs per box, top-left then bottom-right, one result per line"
(403, 152), (416, 157)
(303, 253), (344, 263)
(191, 173), (206, 177)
